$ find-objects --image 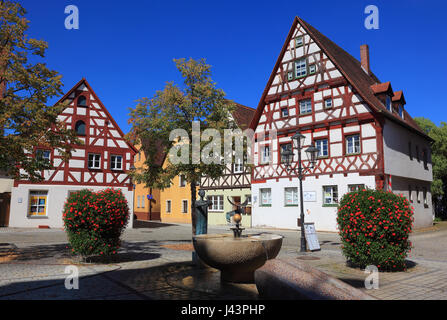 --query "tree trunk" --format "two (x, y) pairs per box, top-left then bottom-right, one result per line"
(190, 181), (197, 235)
